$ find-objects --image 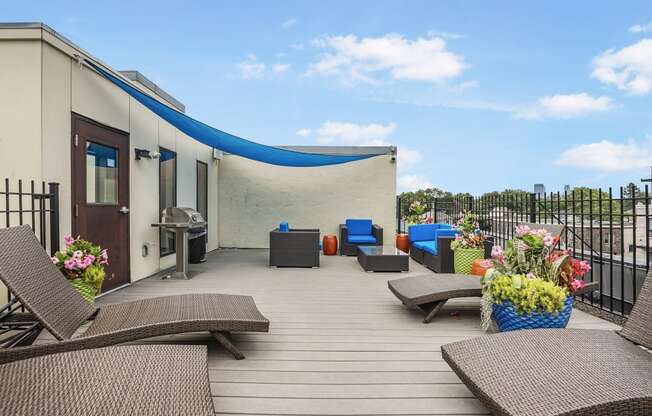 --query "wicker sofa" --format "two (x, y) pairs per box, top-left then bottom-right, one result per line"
(408, 224), (493, 273)
(269, 227), (320, 267)
(339, 219), (383, 256)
